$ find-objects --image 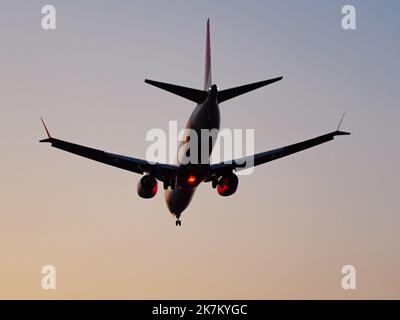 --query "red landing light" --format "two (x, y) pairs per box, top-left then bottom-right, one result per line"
(187, 175), (197, 186)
